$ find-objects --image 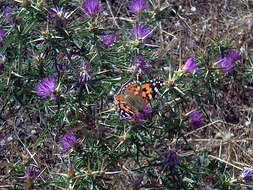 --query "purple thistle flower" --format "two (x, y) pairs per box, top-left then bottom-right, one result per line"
(239, 168), (253, 182)
(78, 61), (91, 84)
(226, 50), (241, 62)
(36, 76), (57, 100)
(99, 31), (115, 48)
(0, 55), (6, 64)
(143, 105), (152, 116)
(57, 63), (68, 71)
(121, 105), (152, 126)
(162, 150), (180, 166)
(130, 24), (152, 42)
(82, 60), (90, 70)
(4, 7), (13, 21)
(126, 175), (143, 188)
(131, 112), (145, 120)
(218, 57), (234, 74)
(189, 109), (203, 129)
(48, 6), (68, 27)
(132, 55), (152, 74)
(60, 131), (79, 152)
(217, 50), (241, 74)
(0, 29), (5, 42)
(183, 57), (198, 73)
(129, 0), (148, 14)
(82, 0), (99, 17)
(79, 71), (91, 84)
(129, 112), (145, 126)
(25, 165), (40, 182)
